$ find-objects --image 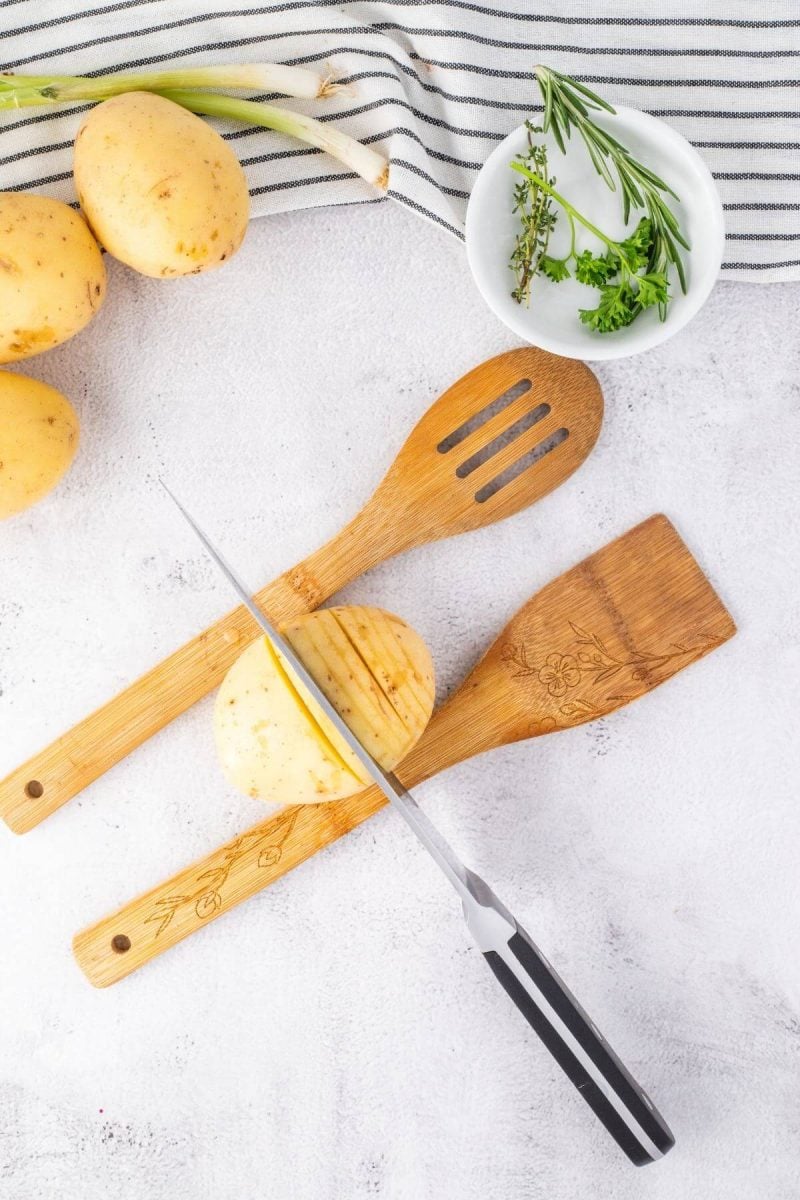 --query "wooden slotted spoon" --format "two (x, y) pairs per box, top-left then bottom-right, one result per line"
(1, 348), (603, 834)
(74, 515), (736, 987)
